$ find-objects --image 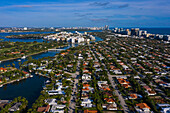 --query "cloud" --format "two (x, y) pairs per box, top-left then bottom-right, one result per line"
(89, 2), (110, 7)
(118, 4), (129, 8)
(74, 13), (92, 17)
(14, 5), (33, 8)
(0, 0), (170, 27)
